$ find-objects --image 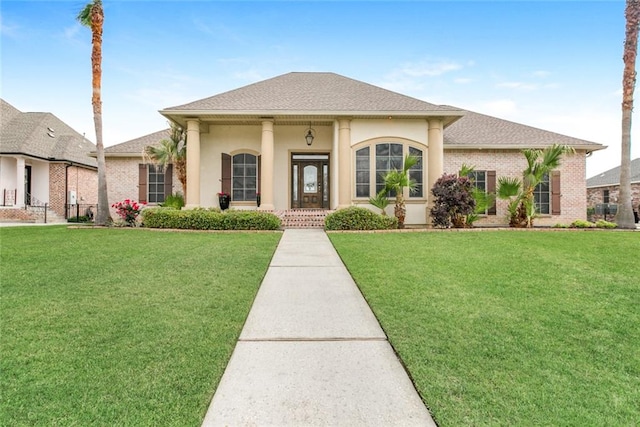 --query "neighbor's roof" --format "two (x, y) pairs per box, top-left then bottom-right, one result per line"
(444, 109), (604, 151)
(0, 99), (97, 168)
(103, 129), (170, 156)
(161, 72), (464, 122)
(587, 158), (640, 187)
